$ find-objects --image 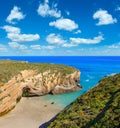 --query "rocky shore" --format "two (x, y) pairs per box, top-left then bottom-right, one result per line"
(0, 60), (81, 116)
